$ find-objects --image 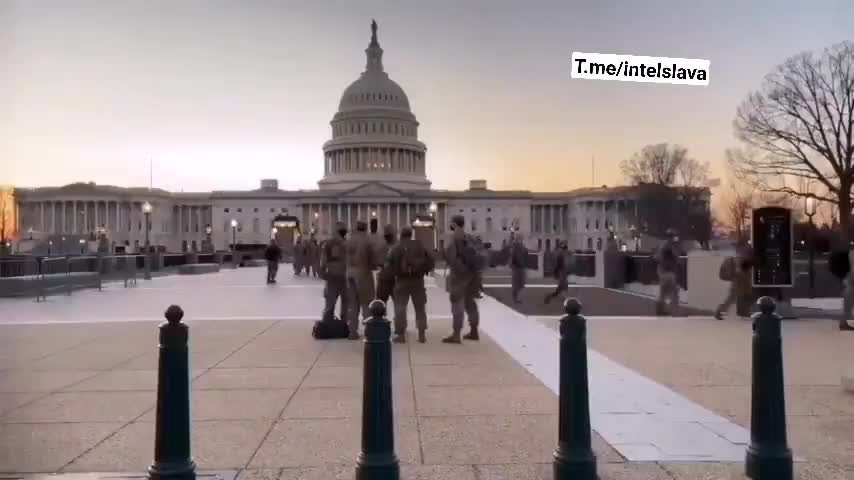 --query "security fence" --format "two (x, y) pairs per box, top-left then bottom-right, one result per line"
(0, 254), (145, 300)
